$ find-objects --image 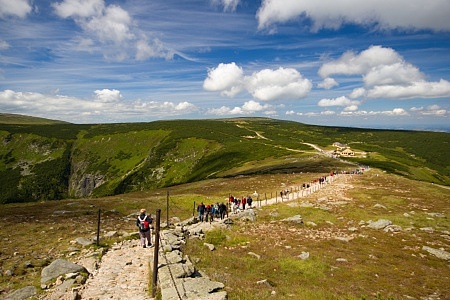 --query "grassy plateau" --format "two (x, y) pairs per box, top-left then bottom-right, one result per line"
(0, 114), (449, 299)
